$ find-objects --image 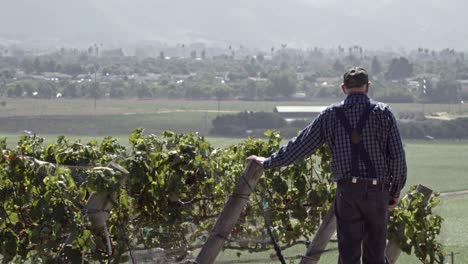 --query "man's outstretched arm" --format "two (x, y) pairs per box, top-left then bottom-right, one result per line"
(248, 112), (326, 169)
